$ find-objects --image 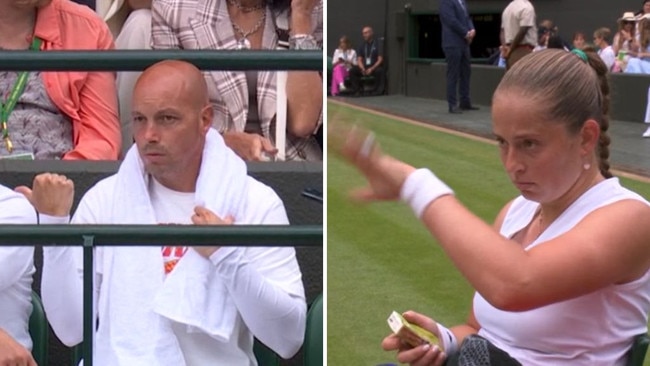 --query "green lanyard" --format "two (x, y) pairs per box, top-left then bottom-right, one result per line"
(1, 36), (41, 153)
